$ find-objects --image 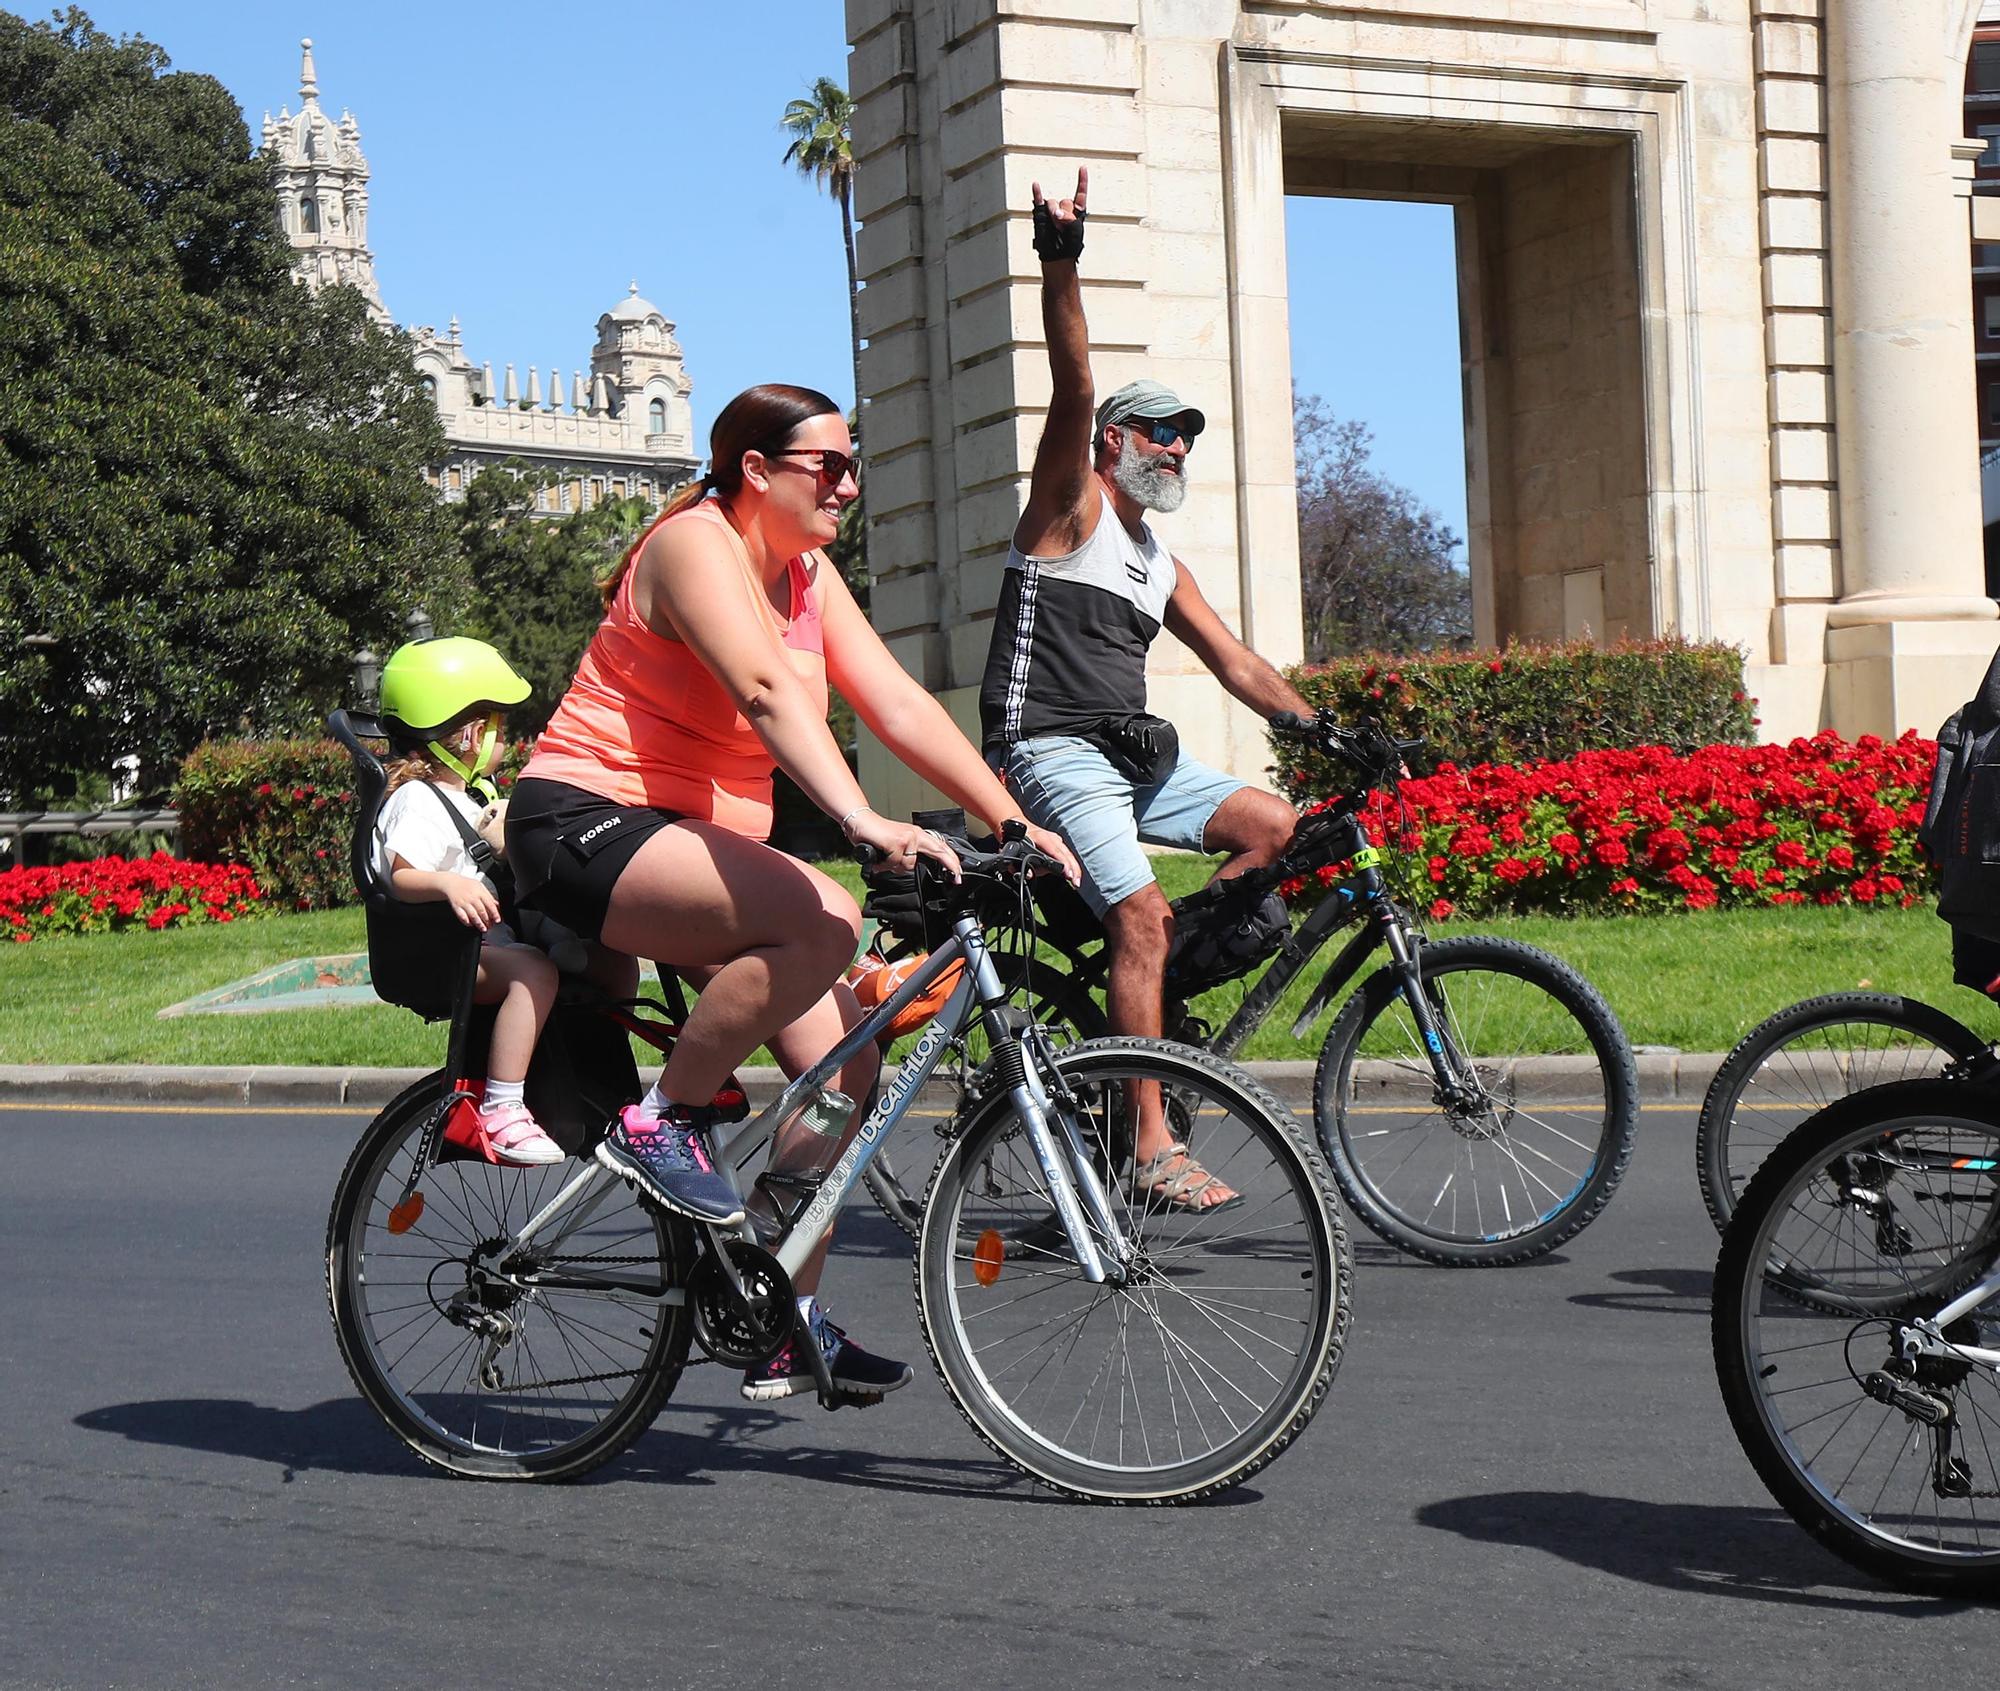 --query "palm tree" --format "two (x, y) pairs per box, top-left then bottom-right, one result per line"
(781, 77), (861, 429)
